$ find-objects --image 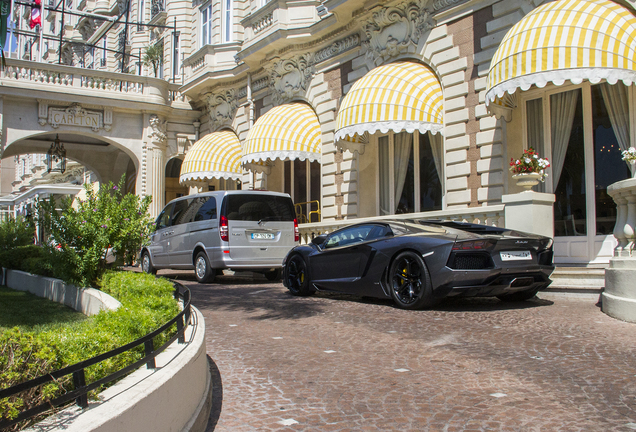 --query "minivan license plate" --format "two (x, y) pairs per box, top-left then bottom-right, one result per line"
(500, 251), (532, 261)
(252, 233), (274, 240)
